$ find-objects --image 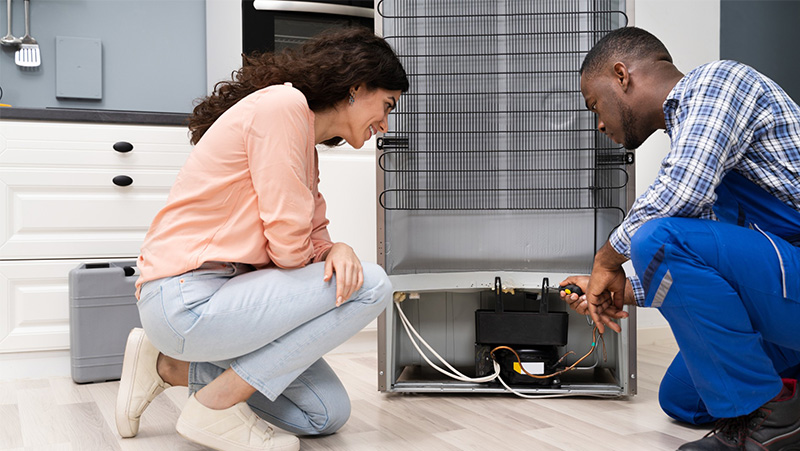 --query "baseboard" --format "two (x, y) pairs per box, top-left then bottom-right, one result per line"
(0, 350), (71, 381)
